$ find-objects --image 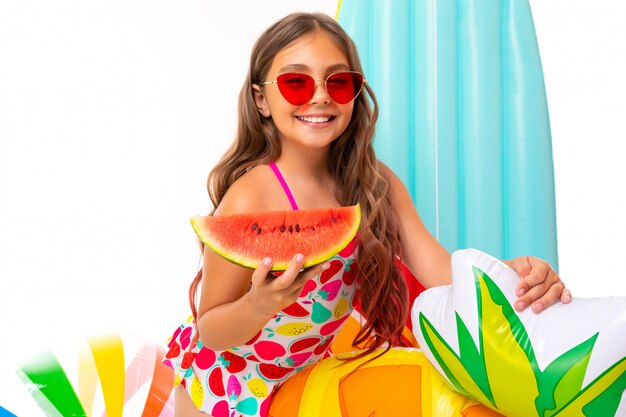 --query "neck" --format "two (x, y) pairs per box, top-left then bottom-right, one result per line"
(275, 144), (332, 180)
(273, 144), (338, 205)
